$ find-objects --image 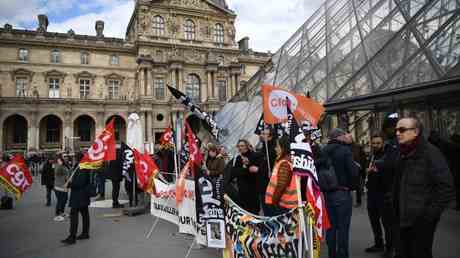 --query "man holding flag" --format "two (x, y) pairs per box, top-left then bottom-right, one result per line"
(62, 119), (116, 245)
